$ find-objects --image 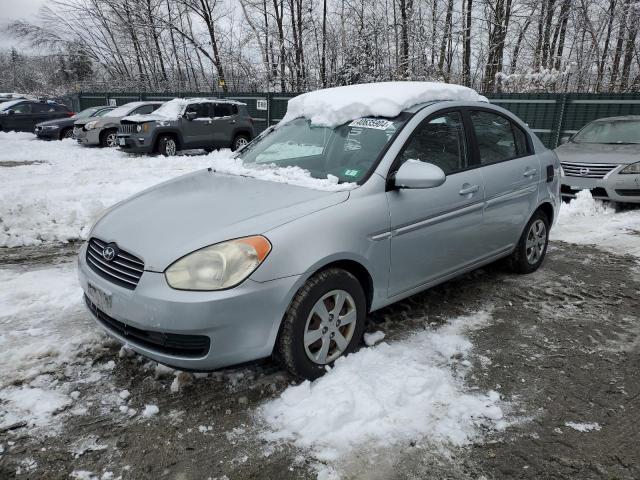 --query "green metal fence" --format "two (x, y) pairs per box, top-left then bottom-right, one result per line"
(69, 91), (640, 148)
